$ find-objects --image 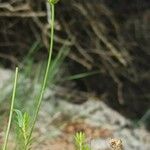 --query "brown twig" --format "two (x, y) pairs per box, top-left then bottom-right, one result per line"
(0, 53), (19, 65)
(0, 3), (30, 12)
(0, 12), (46, 17)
